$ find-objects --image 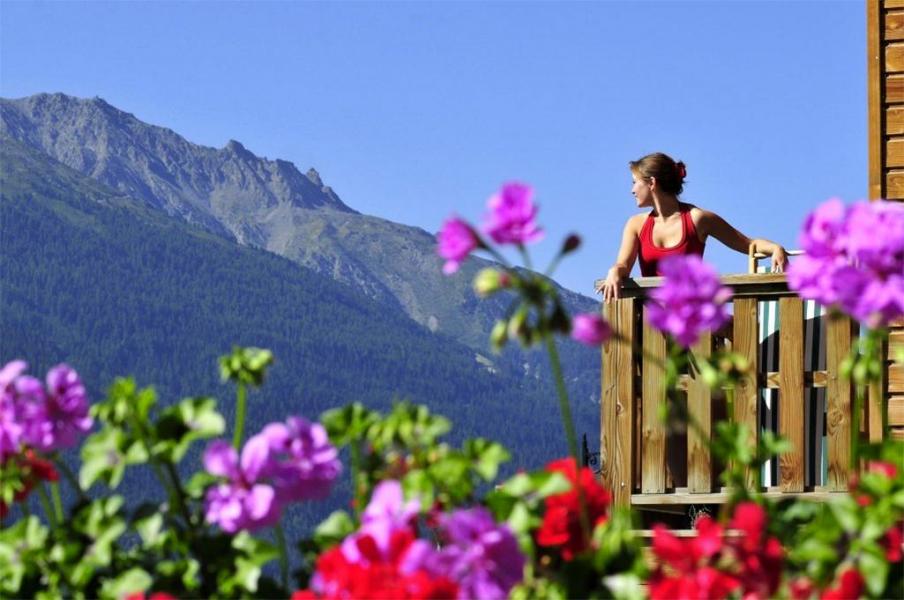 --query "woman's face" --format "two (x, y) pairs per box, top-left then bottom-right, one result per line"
(631, 171), (653, 207)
